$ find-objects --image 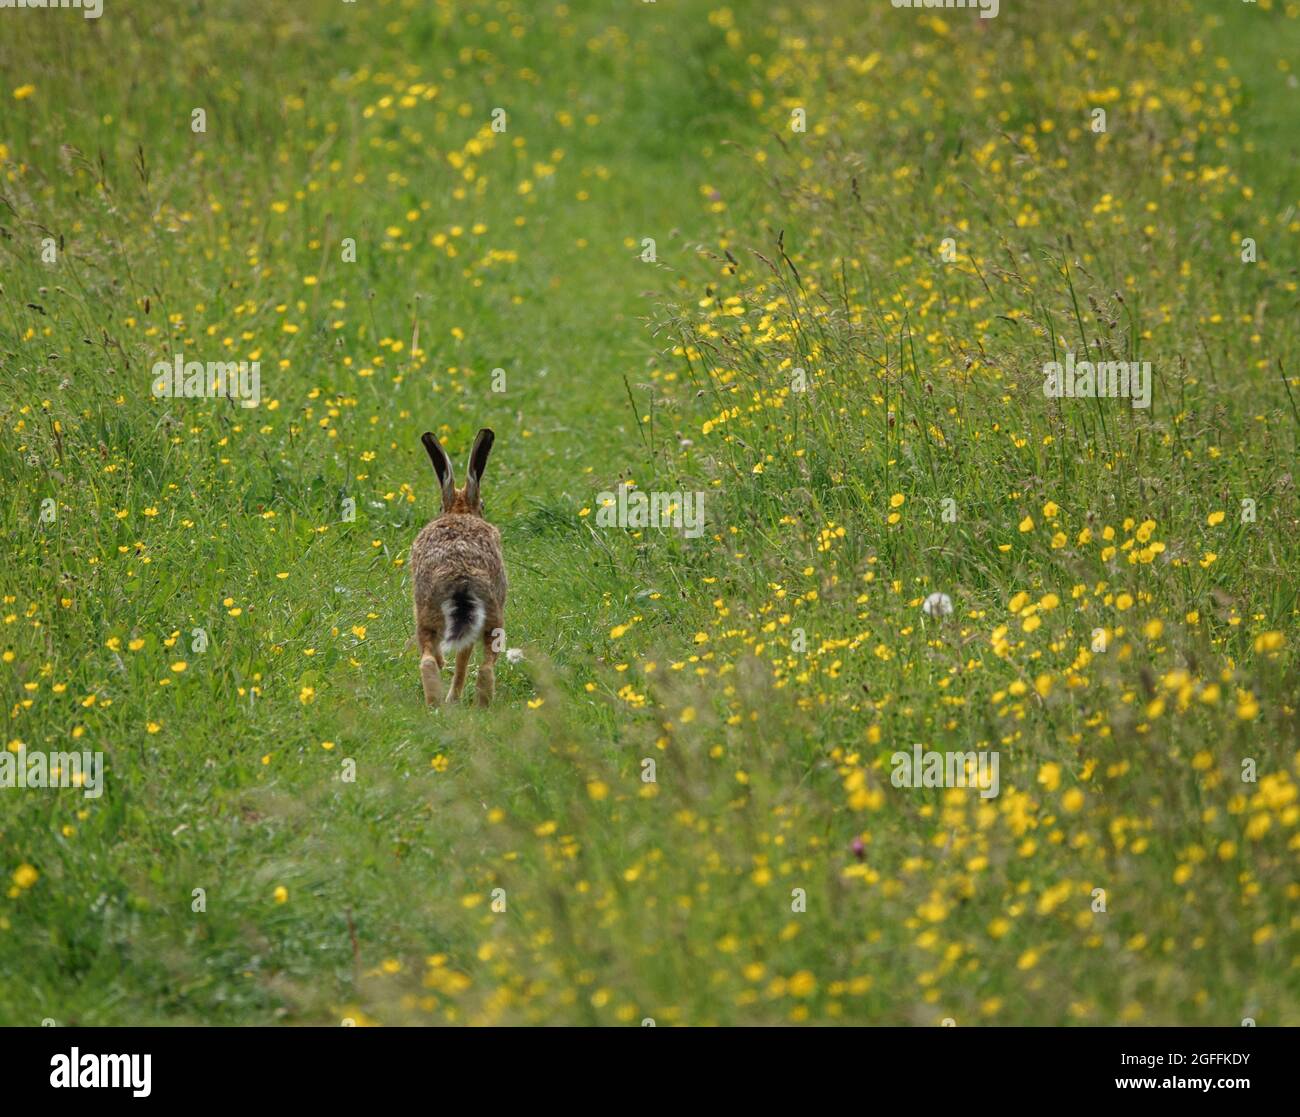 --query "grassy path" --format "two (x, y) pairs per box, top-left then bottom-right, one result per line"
(0, 0), (763, 1024)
